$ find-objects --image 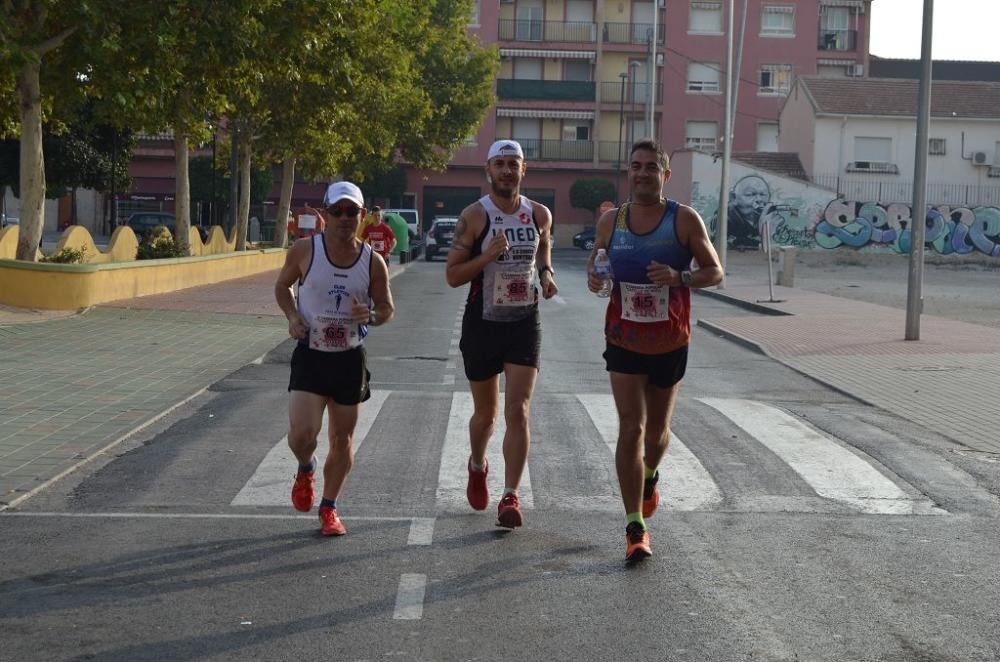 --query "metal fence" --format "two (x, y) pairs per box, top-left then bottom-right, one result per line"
(811, 174), (1000, 208)
(598, 81), (663, 105)
(516, 139), (594, 162)
(498, 19), (597, 43)
(603, 22), (665, 45)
